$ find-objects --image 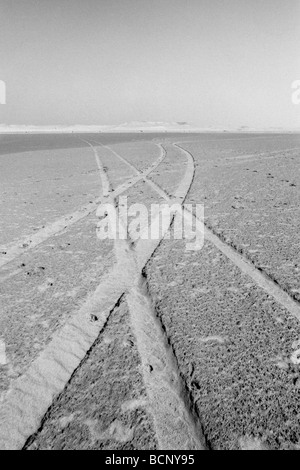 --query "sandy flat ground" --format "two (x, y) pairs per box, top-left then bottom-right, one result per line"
(0, 147), (103, 245)
(0, 132), (300, 450)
